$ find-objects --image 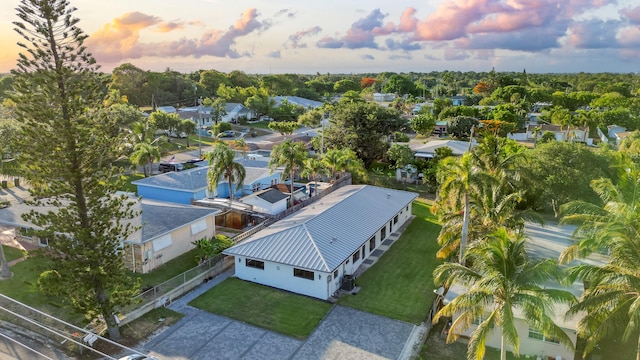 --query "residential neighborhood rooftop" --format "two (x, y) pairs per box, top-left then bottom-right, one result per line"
(224, 185), (417, 272)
